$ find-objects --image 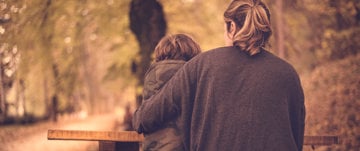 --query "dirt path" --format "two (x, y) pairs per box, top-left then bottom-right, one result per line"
(0, 114), (118, 151)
